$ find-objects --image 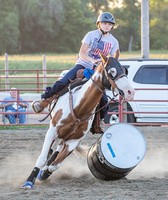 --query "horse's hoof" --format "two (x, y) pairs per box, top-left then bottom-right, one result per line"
(22, 181), (34, 189)
(37, 169), (52, 181)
